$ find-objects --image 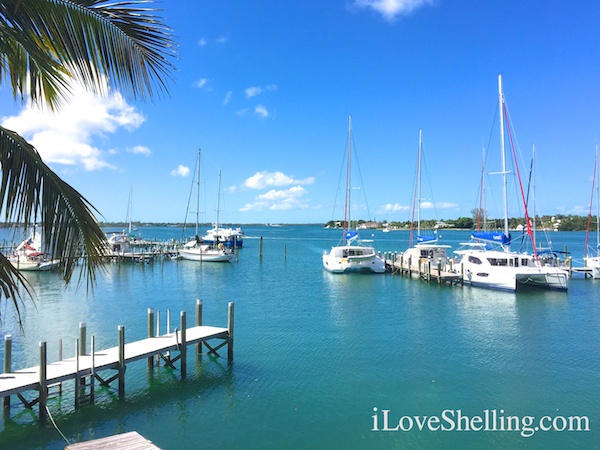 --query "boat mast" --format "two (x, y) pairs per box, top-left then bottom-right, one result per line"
(498, 74), (510, 240)
(195, 149), (201, 238)
(417, 128), (423, 237)
(216, 169), (222, 246)
(343, 115), (352, 245)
